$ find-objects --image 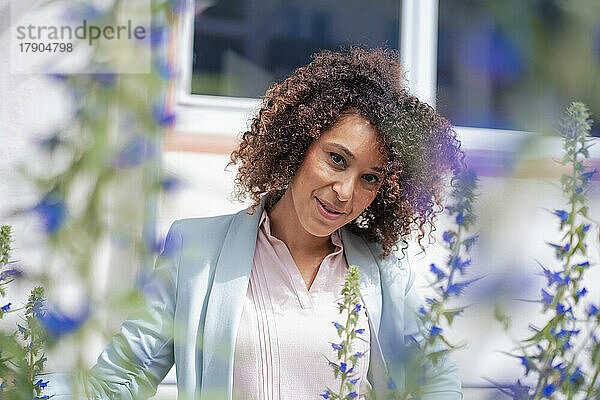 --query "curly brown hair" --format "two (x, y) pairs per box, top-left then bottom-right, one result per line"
(228, 47), (465, 258)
